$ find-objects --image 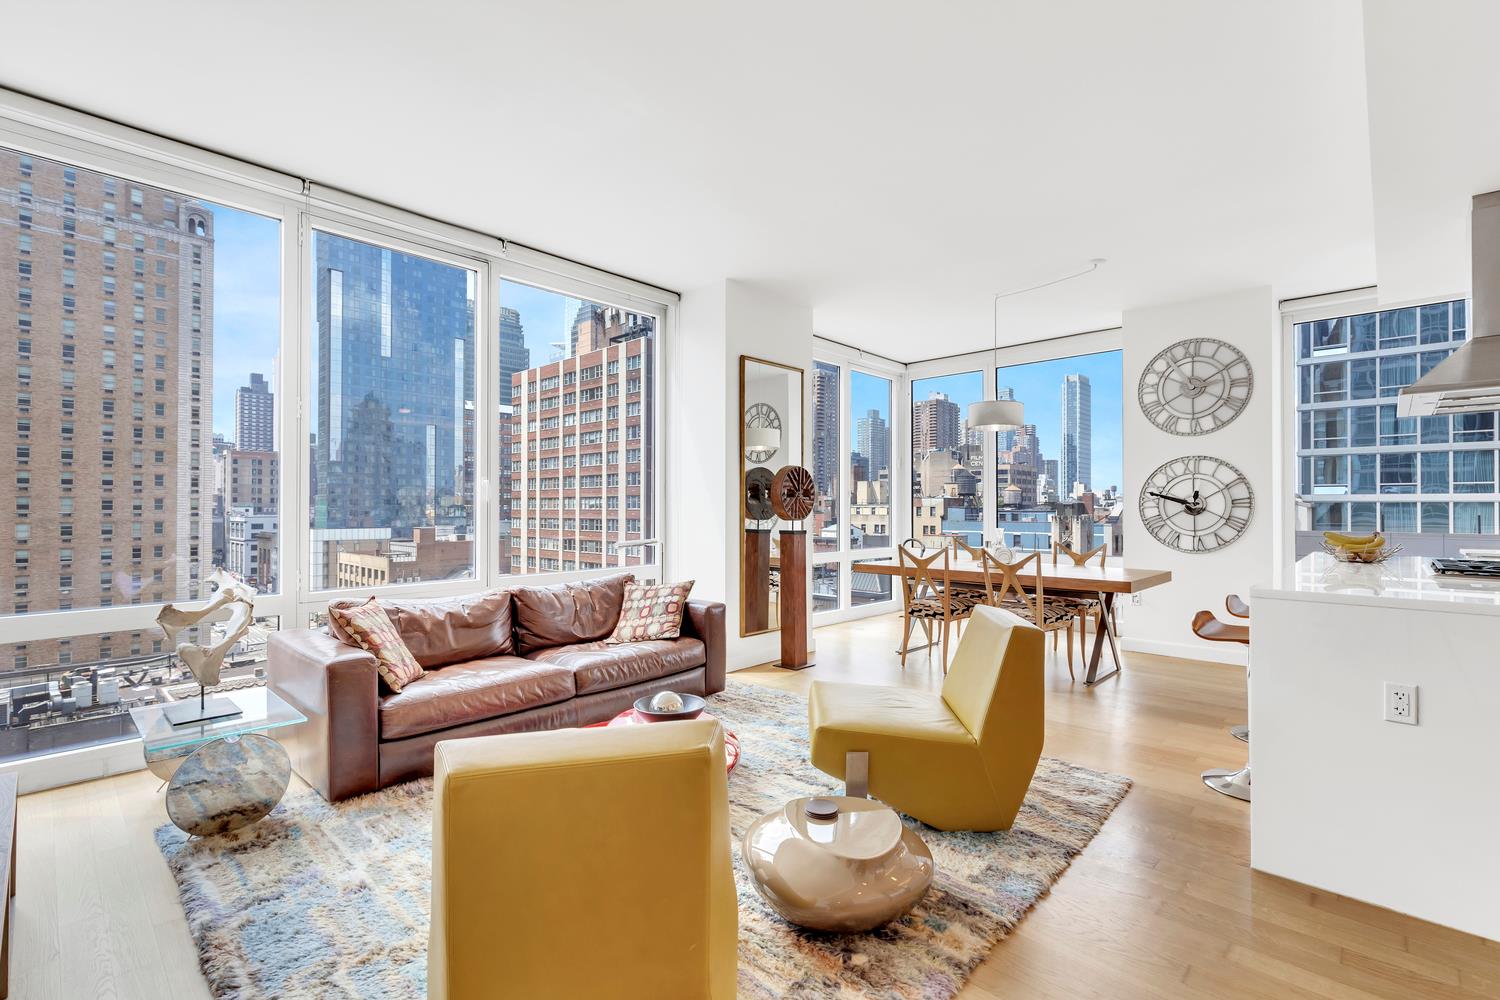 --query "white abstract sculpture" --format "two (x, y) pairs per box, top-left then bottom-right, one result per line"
(156, 568), (258, 689)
